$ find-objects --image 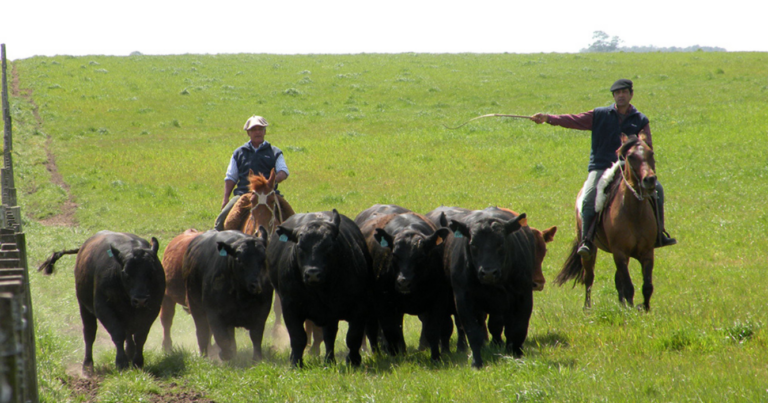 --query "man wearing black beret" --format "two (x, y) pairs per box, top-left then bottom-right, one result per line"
(531, 79), (676, 257)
